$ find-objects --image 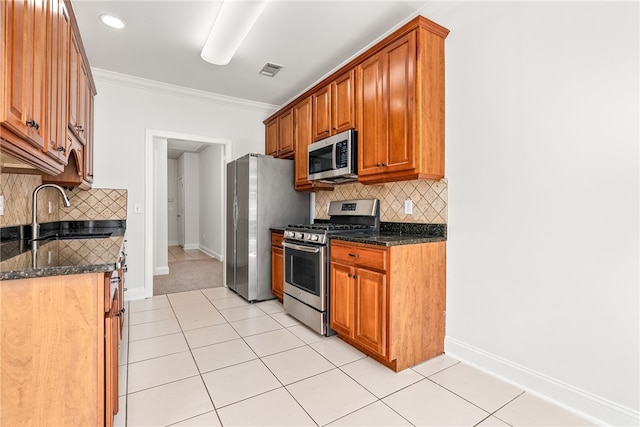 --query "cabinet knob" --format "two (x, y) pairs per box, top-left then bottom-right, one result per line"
(57, 146), (66, 153)
(26, 120), (40, 130)
(382, 162), (387, 167)
(74, 125), (84, 134)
